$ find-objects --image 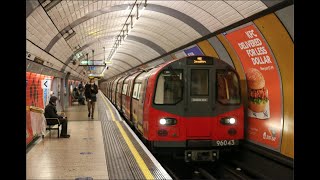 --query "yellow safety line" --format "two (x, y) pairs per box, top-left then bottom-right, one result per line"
(101, 95), (154, 179)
